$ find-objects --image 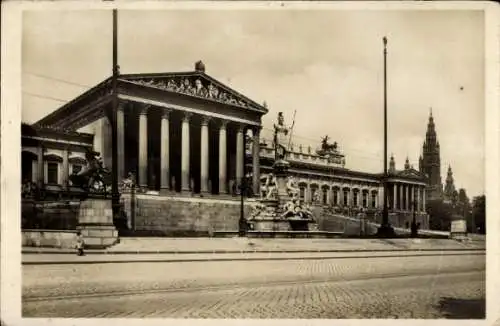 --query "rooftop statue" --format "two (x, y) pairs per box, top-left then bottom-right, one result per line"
(69, 149), (111, 195)
(273, 112), (290, 161)
(318, 135), (338, 155)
